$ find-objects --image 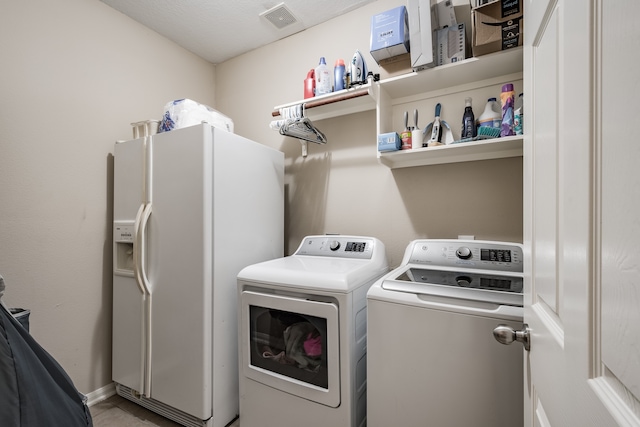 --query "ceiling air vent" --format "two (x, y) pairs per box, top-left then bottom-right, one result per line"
(260, 3), (298, 30)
